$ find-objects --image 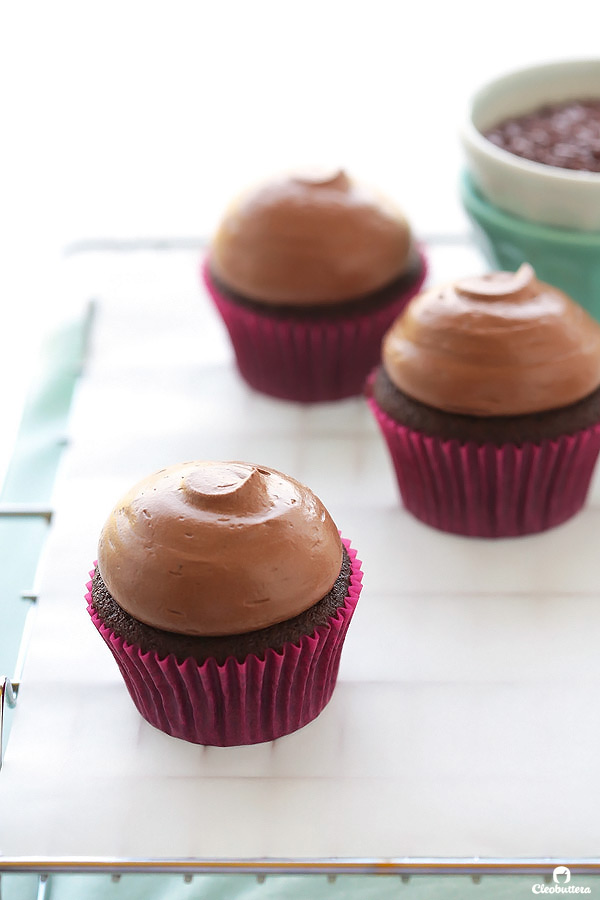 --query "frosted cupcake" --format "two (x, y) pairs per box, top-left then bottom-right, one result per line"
(87, 460), (362, 745)
(202, 169), (426, 402)
(368, 264), (600, 537)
